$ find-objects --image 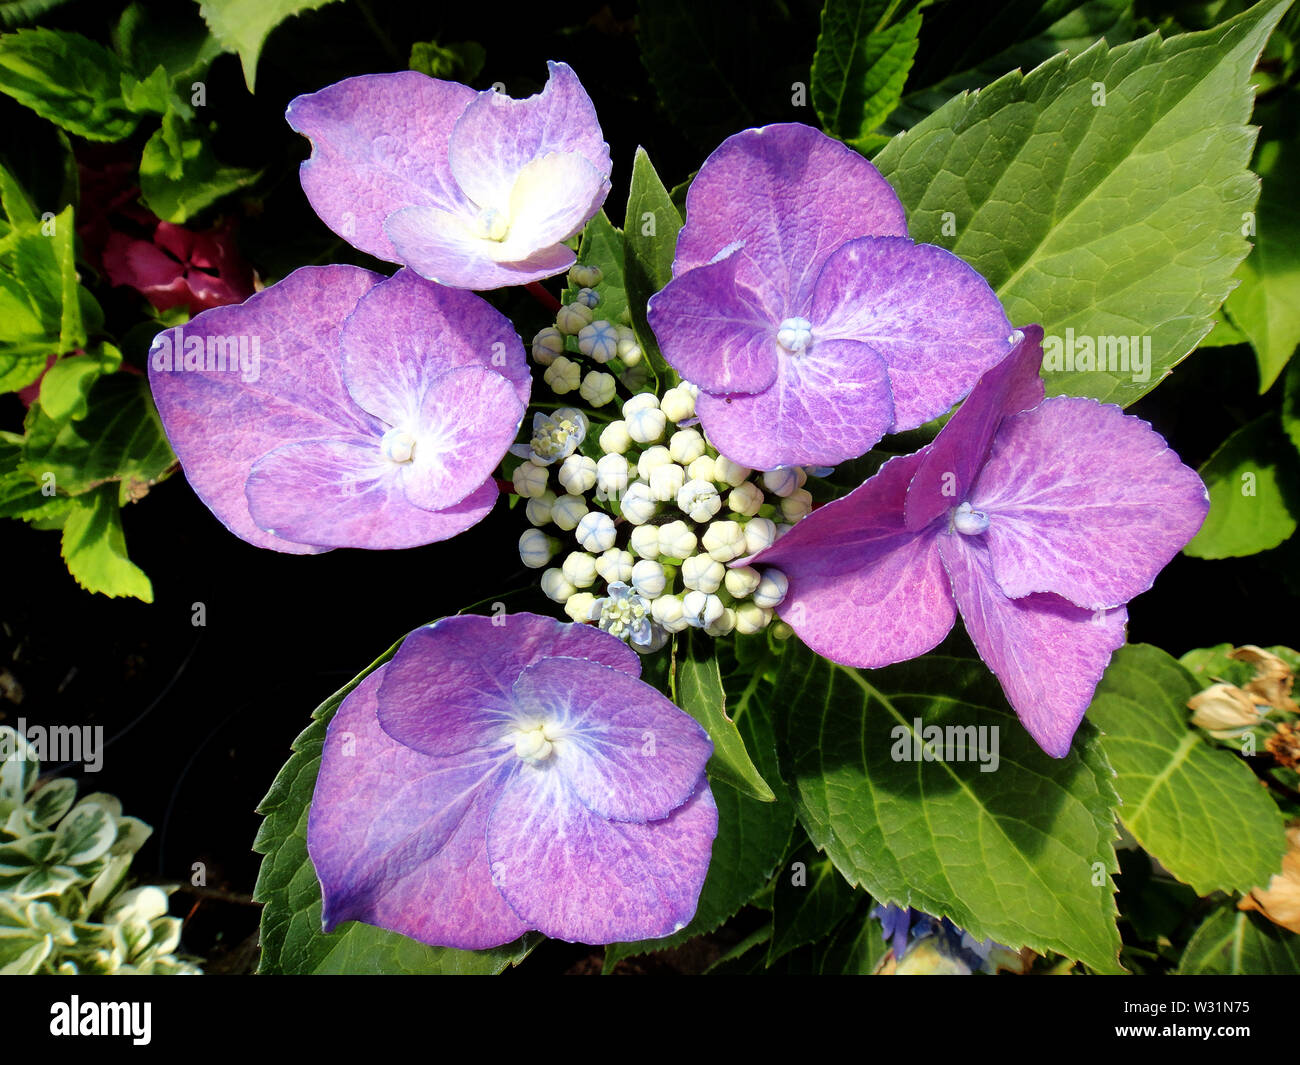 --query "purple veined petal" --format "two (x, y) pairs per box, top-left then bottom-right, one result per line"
(510, 657), (712, 823)
(905, 326), (1046, 532)
(287, 72), (477, 263)
(673, 123), (907, 315)
(147, 264), (384, 554)
(377, 614), (642, 757)
(751, 452), (957, 667)
(244, 438), (499, 550)
(486, 769), (717, 943)
(647, 250), (779, 395)
(340, 268), (530, 424)
(969, 397), (1210, 610)
(447, 61), (611, 221)
(938, 531), (1128, 759)
(308, 667), (529, 950)
(694, 338), (894, 469)
(400, 366), (525, 512)
(385, 206), (579, 289)
(812, 237), (1014, 432)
